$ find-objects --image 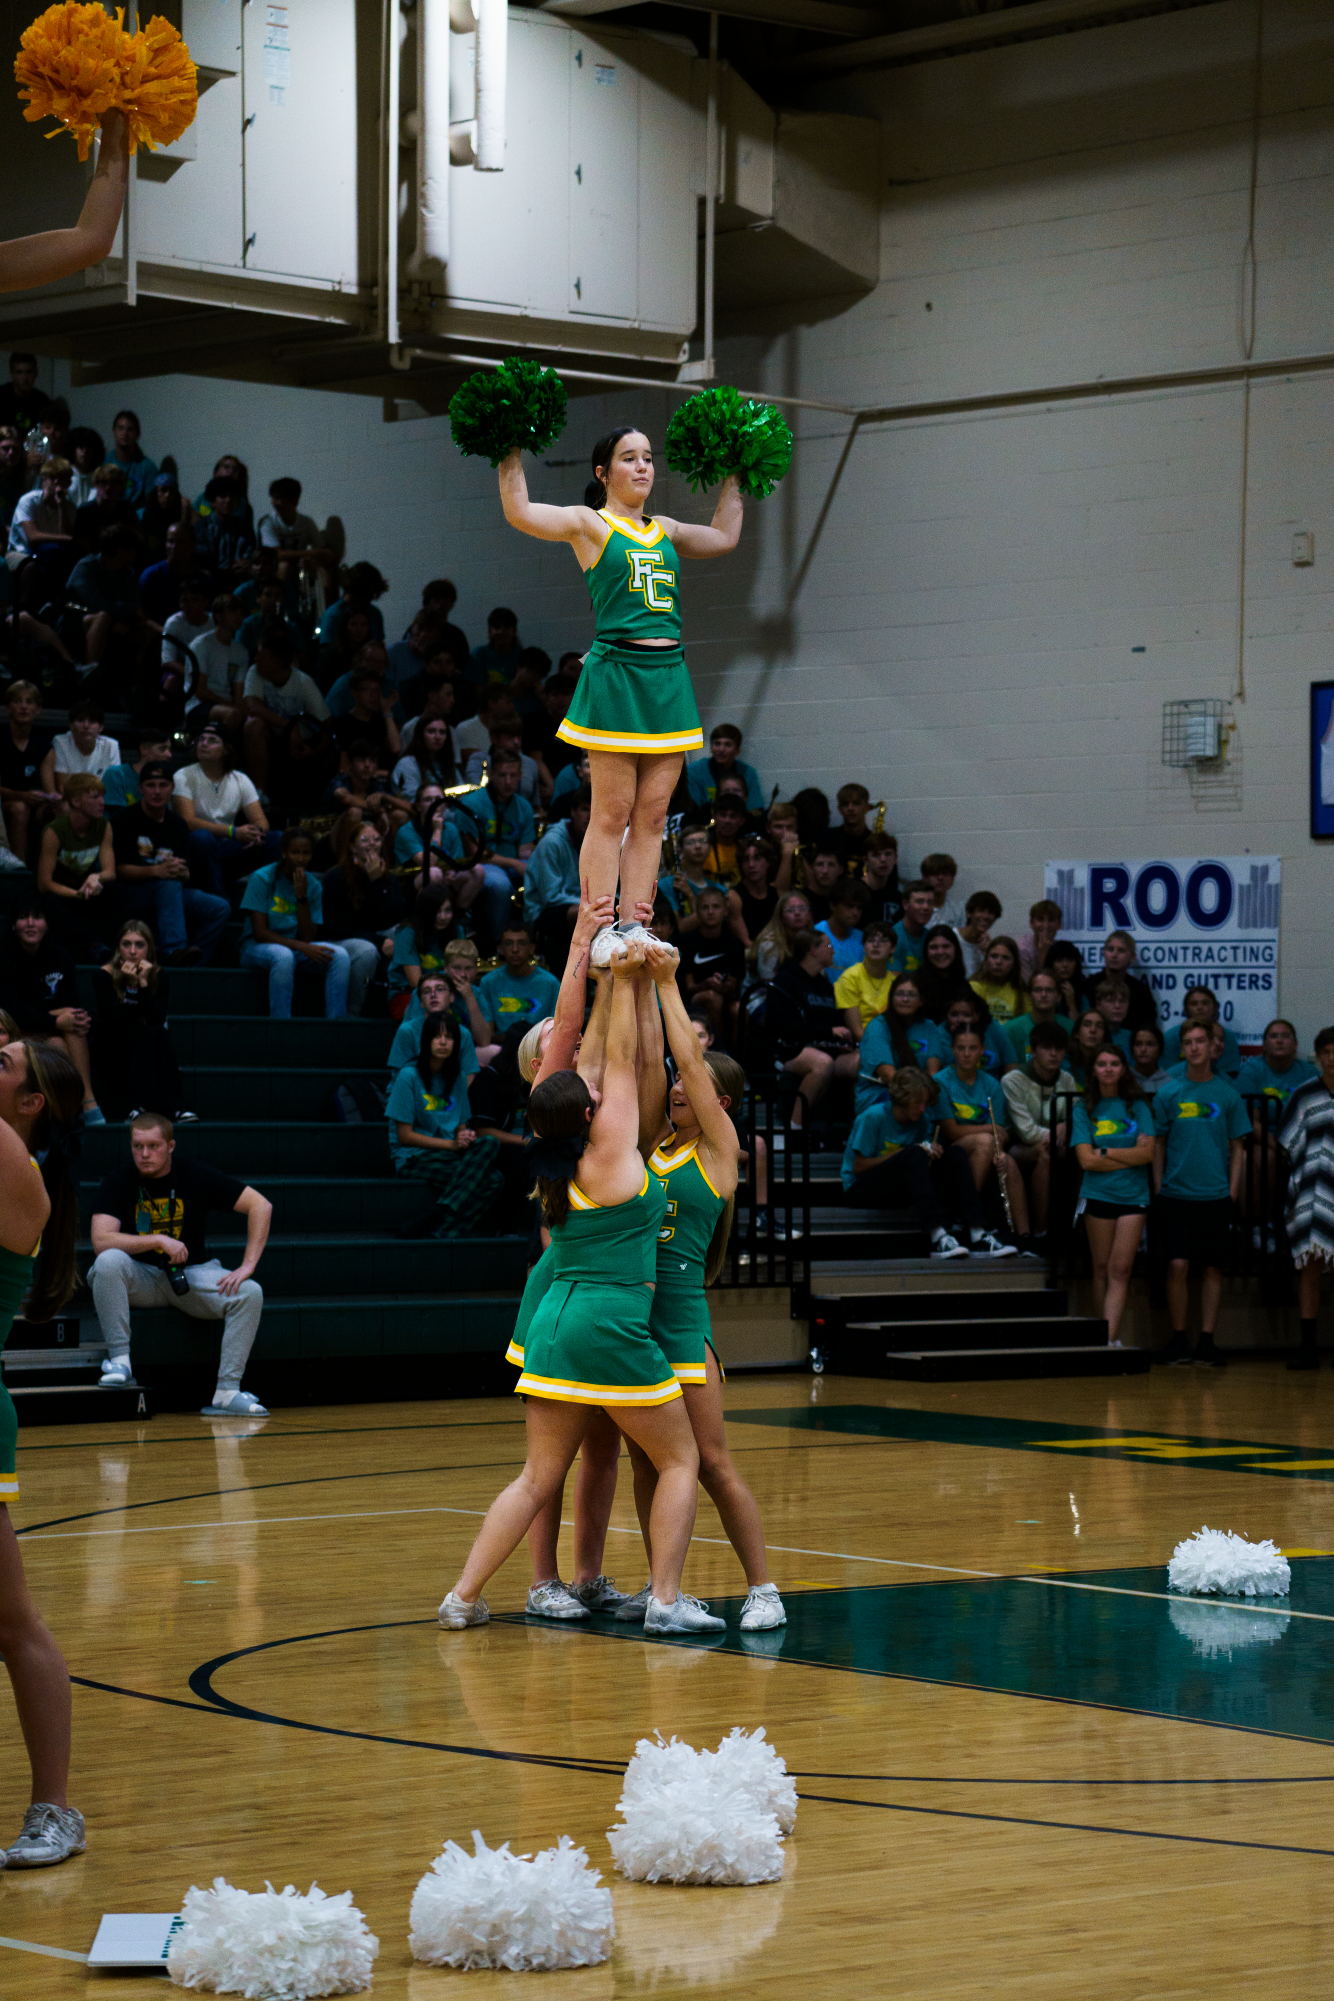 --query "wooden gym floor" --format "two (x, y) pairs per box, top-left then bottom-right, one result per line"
(2, 1364), (1334, 1997)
